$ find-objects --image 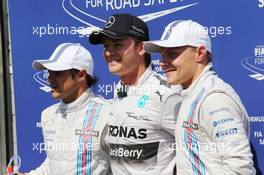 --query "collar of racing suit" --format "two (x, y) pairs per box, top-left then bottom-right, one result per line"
(59, 88), (95, 115)
(114, 64), (155, 98)
(181, 62), (215, 98)
(137, 63), (155, 85)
